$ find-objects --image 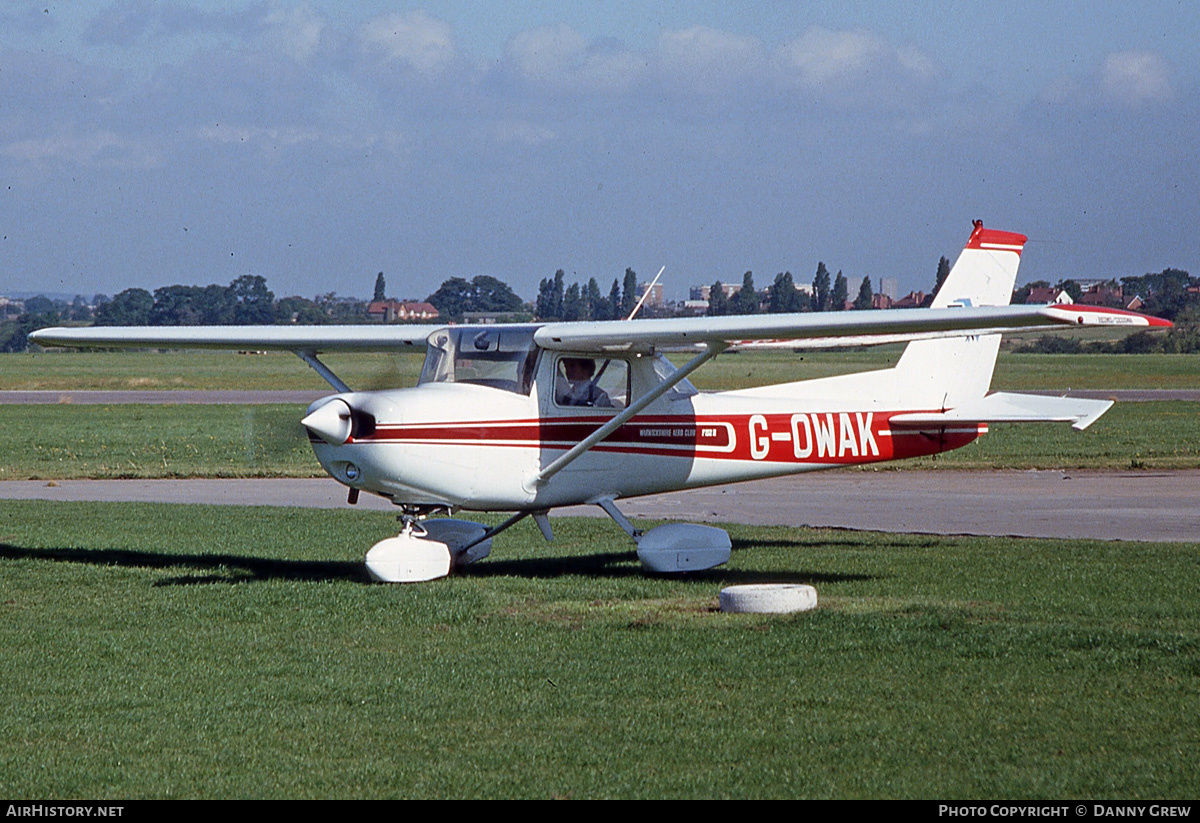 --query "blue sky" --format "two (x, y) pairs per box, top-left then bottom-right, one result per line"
(2, 1), (1197, 303)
